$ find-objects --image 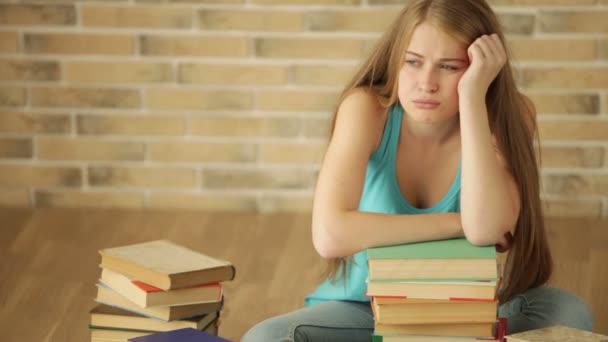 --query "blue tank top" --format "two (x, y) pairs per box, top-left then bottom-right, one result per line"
(304, 102), (462, 306)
